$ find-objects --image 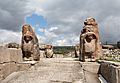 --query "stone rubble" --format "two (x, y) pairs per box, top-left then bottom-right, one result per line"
(102, 49), (120, 61)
